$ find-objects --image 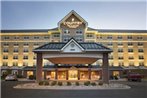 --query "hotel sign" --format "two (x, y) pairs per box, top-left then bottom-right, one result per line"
(63, 18), (82, 28)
